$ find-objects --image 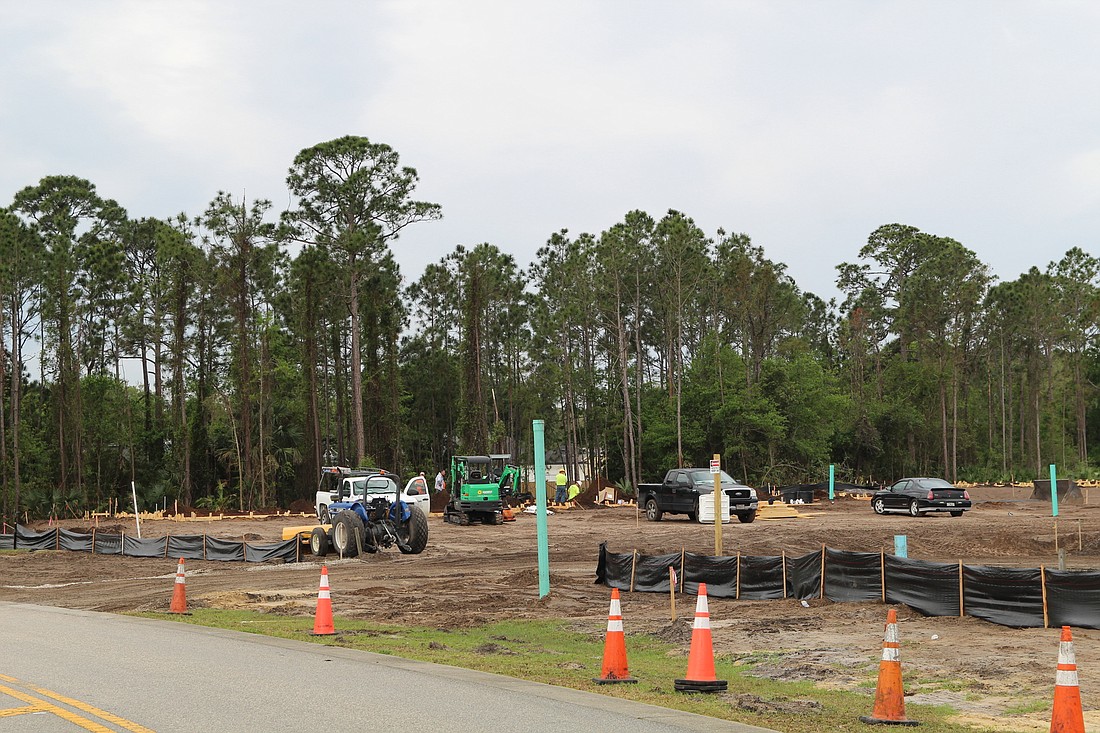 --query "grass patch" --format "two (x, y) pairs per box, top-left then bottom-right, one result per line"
(137, 609), (1008, 733)
(1003, 699), (1050, 715)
